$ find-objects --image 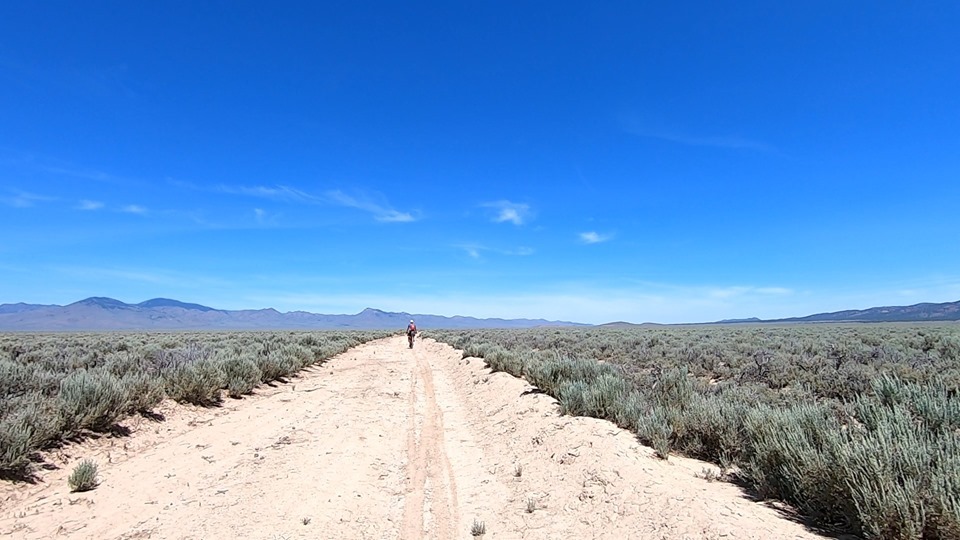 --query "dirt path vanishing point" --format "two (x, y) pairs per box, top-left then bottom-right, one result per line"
(1, 337), (831, 540)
